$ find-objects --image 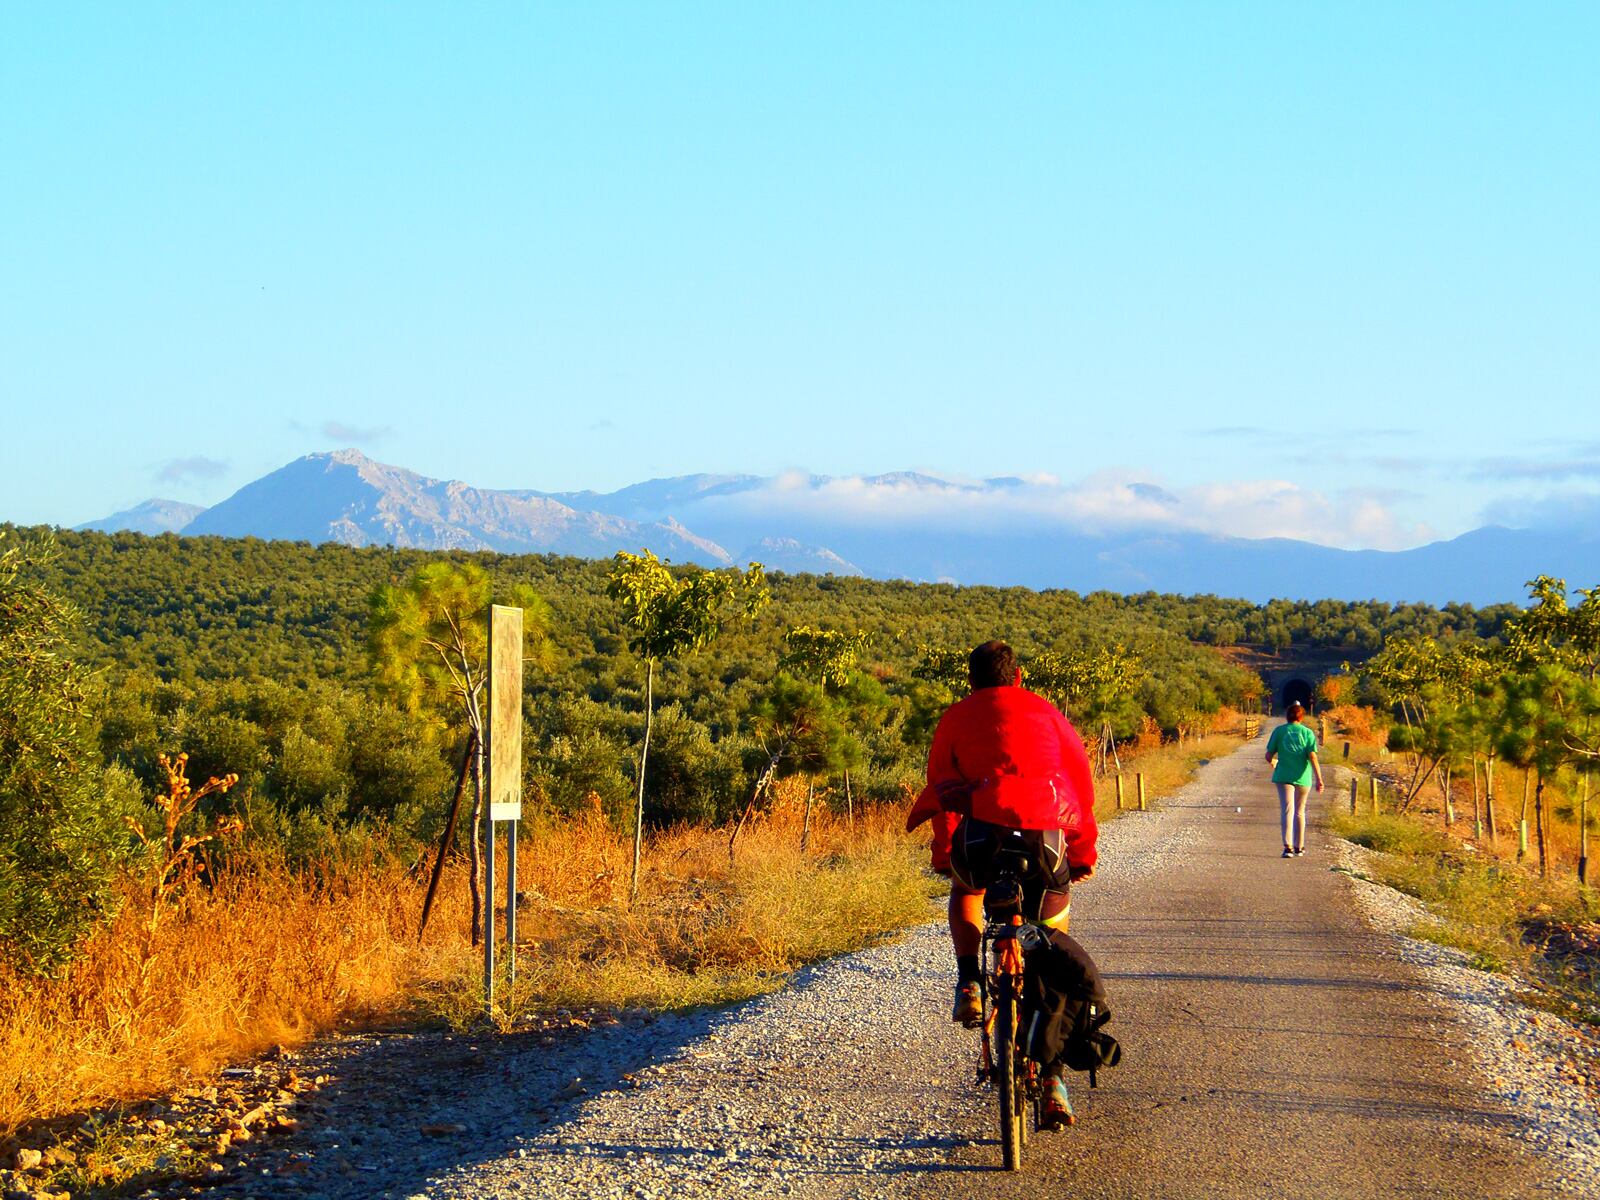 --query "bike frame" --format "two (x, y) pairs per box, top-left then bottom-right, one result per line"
(975, 858), (1044, 1169)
